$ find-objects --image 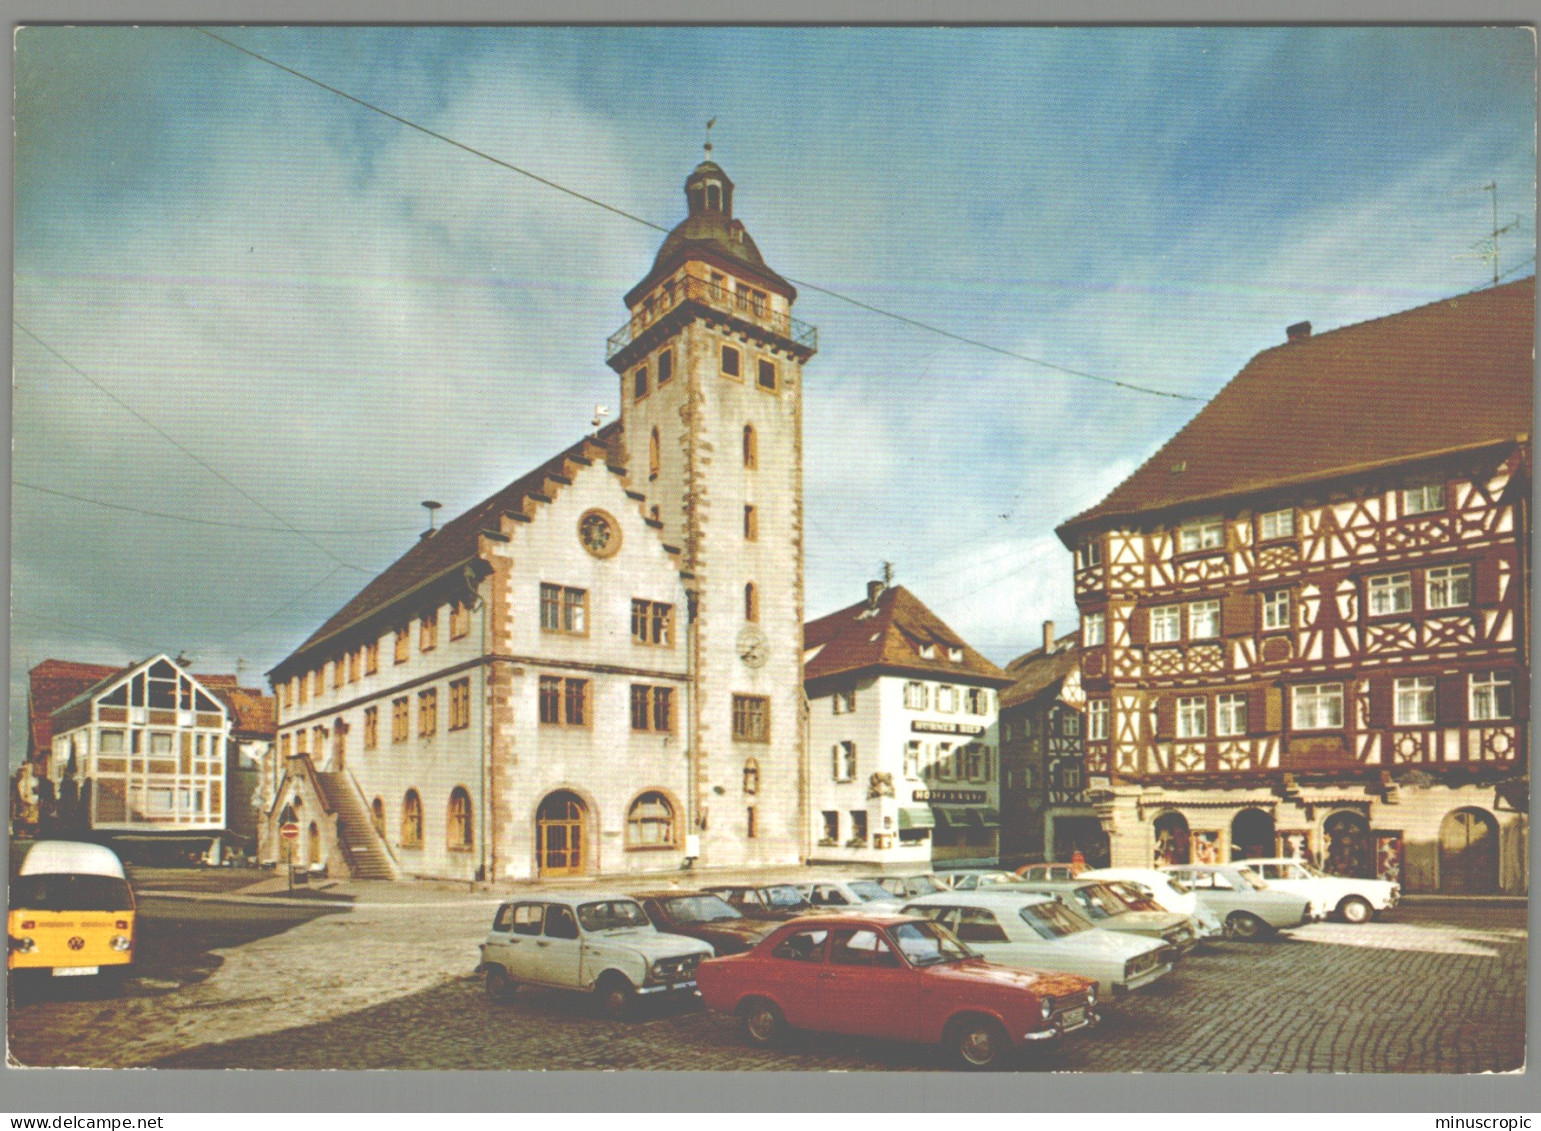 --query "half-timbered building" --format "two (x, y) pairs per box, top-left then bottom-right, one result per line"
(1057, 279), (1531, 893)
